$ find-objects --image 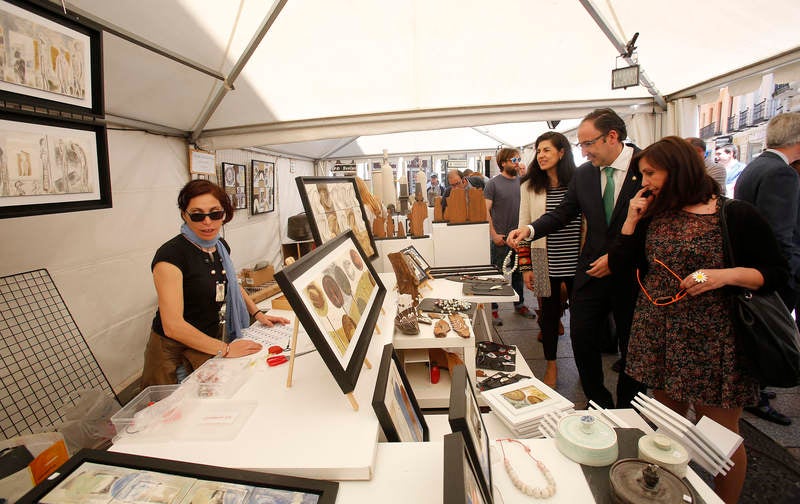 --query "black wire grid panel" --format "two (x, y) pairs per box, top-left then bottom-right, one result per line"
(0, 269), (116, 439)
